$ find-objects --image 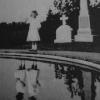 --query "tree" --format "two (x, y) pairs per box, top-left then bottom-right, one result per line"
(89, 0), (100, 7)
(50, 0), (80, 16)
